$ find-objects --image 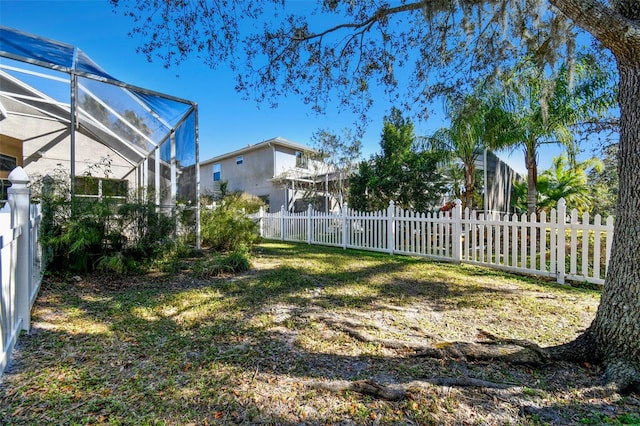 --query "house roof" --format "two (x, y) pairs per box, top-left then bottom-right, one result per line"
(201, 136), (314, 165)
